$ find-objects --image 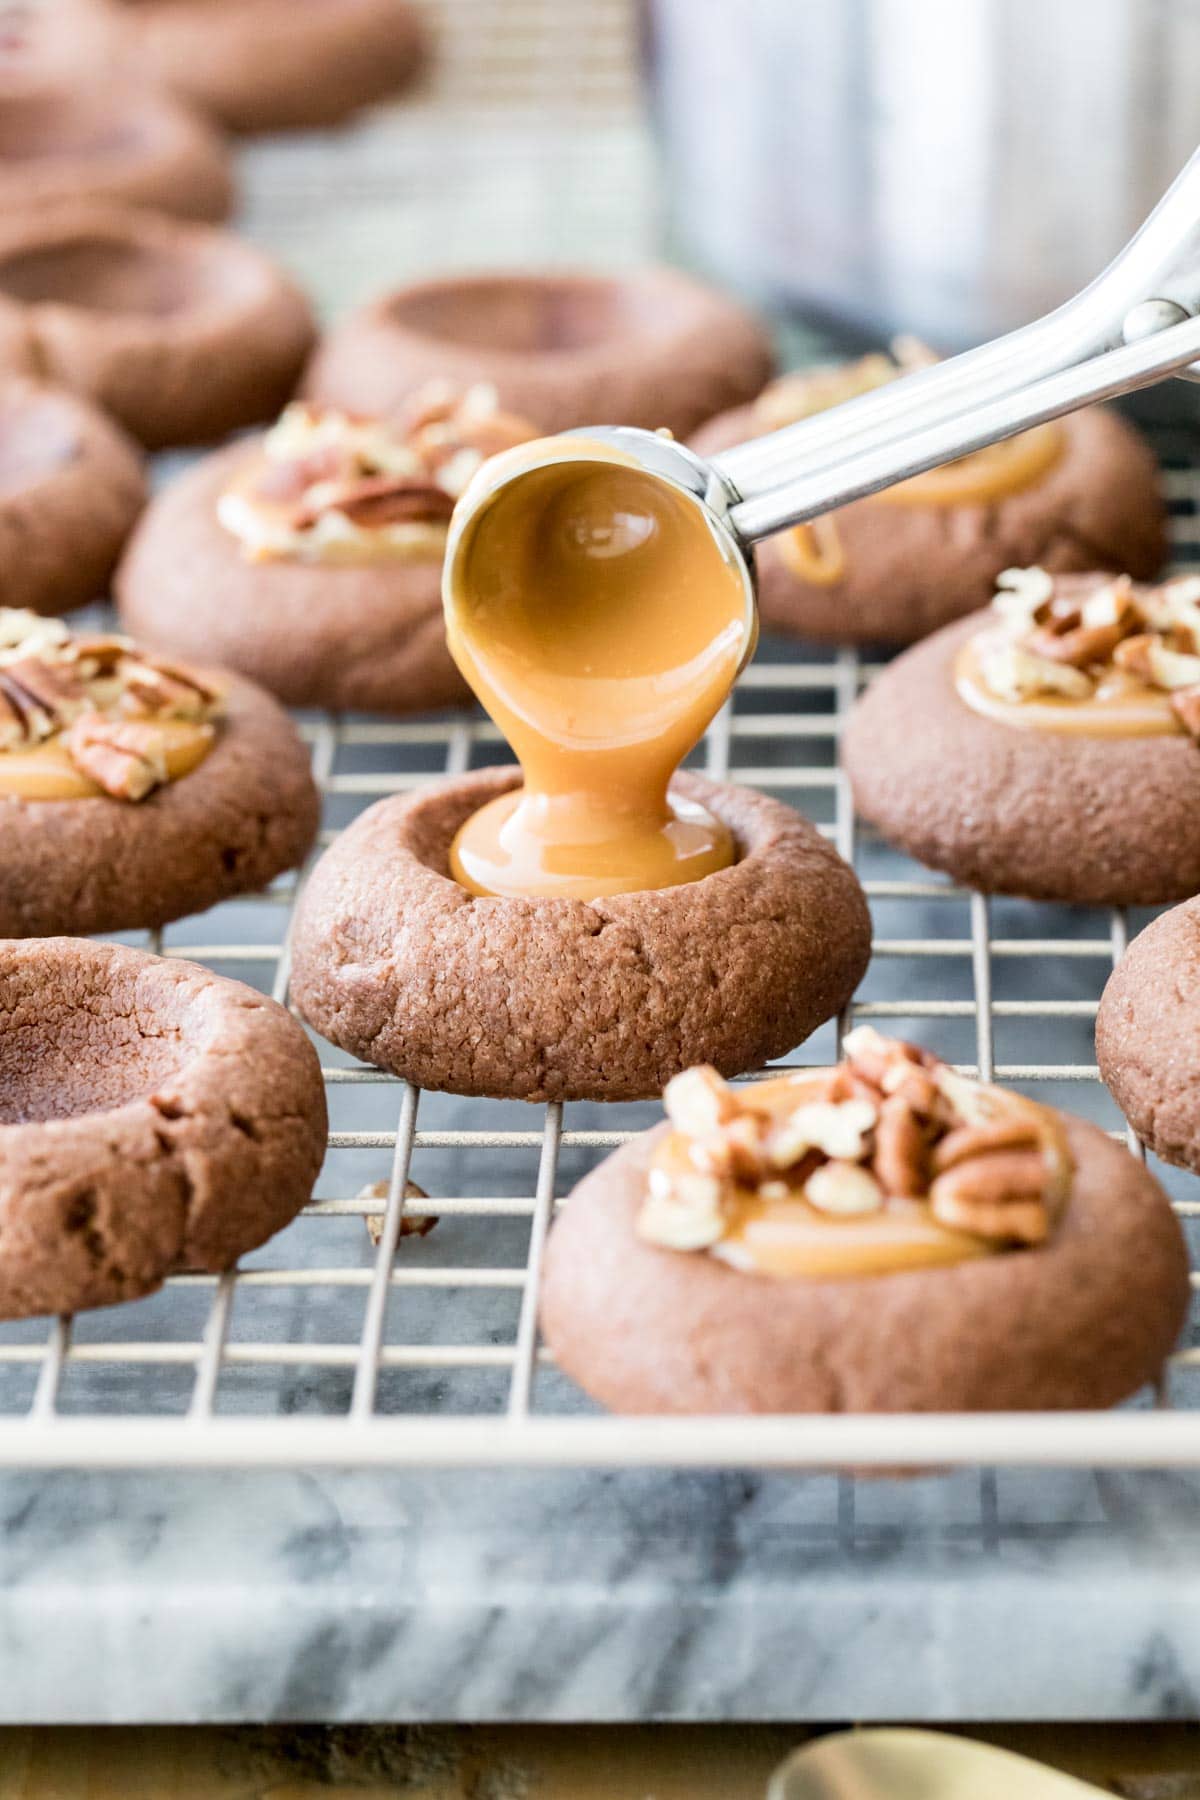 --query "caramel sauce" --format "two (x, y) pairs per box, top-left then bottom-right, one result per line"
(955, 632), (1182, 737)
(778, 514), (847, 587)
(715, 1197), (993, 1279)
(876, 420), (1064, 508)
(443, 437), (755, 899)
(650, 1071), (1064, 1280)
(0, 720), (215, 799)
